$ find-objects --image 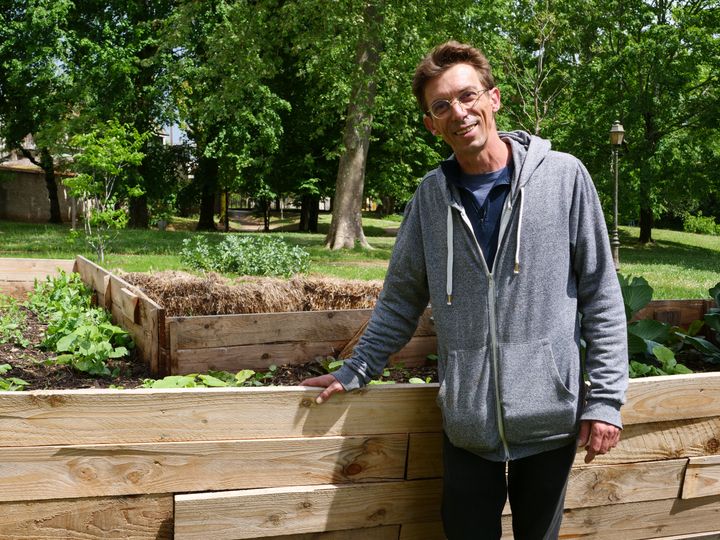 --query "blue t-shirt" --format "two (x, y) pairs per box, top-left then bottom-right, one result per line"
(454, 165), (512, 271)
